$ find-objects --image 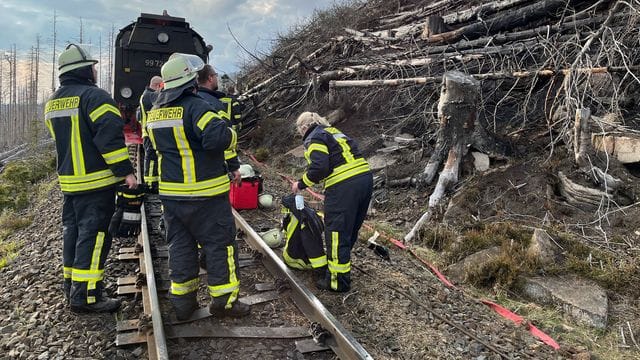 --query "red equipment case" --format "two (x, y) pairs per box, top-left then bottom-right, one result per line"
(229, 179), (260, 210)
